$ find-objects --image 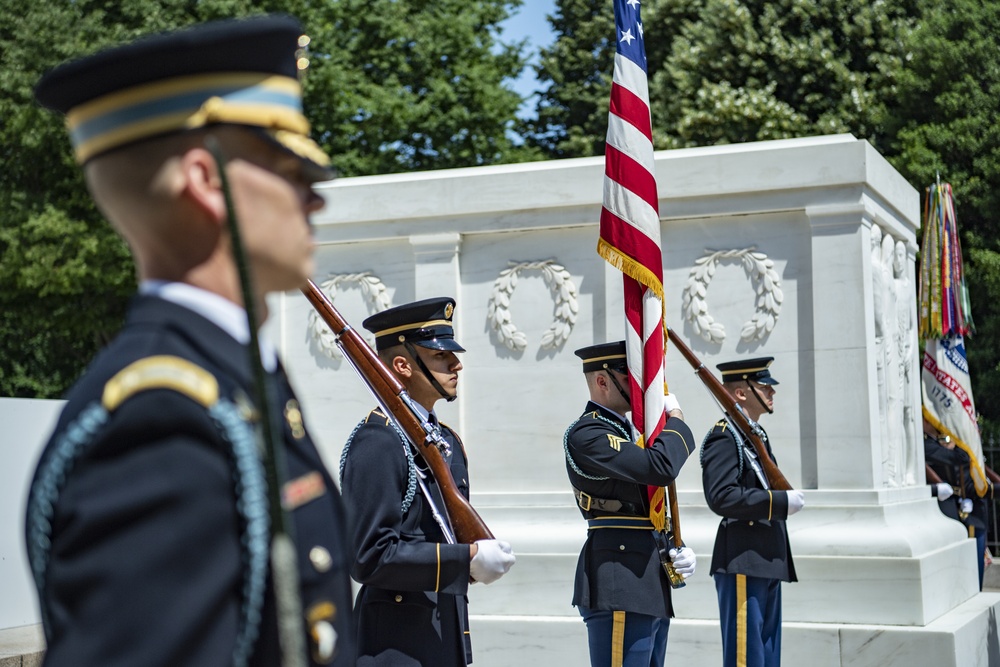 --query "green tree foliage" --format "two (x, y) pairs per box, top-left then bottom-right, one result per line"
(0, 0), (531, 397)
(532, 0), (916, 156)
(529, 0), (615, 158)
(534, 0), (914, 157)
(303, 0), (539, 175)
(881, 0), (1000, 428)
(648, 0), (916, 148)
(0, 0), (269, 397)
